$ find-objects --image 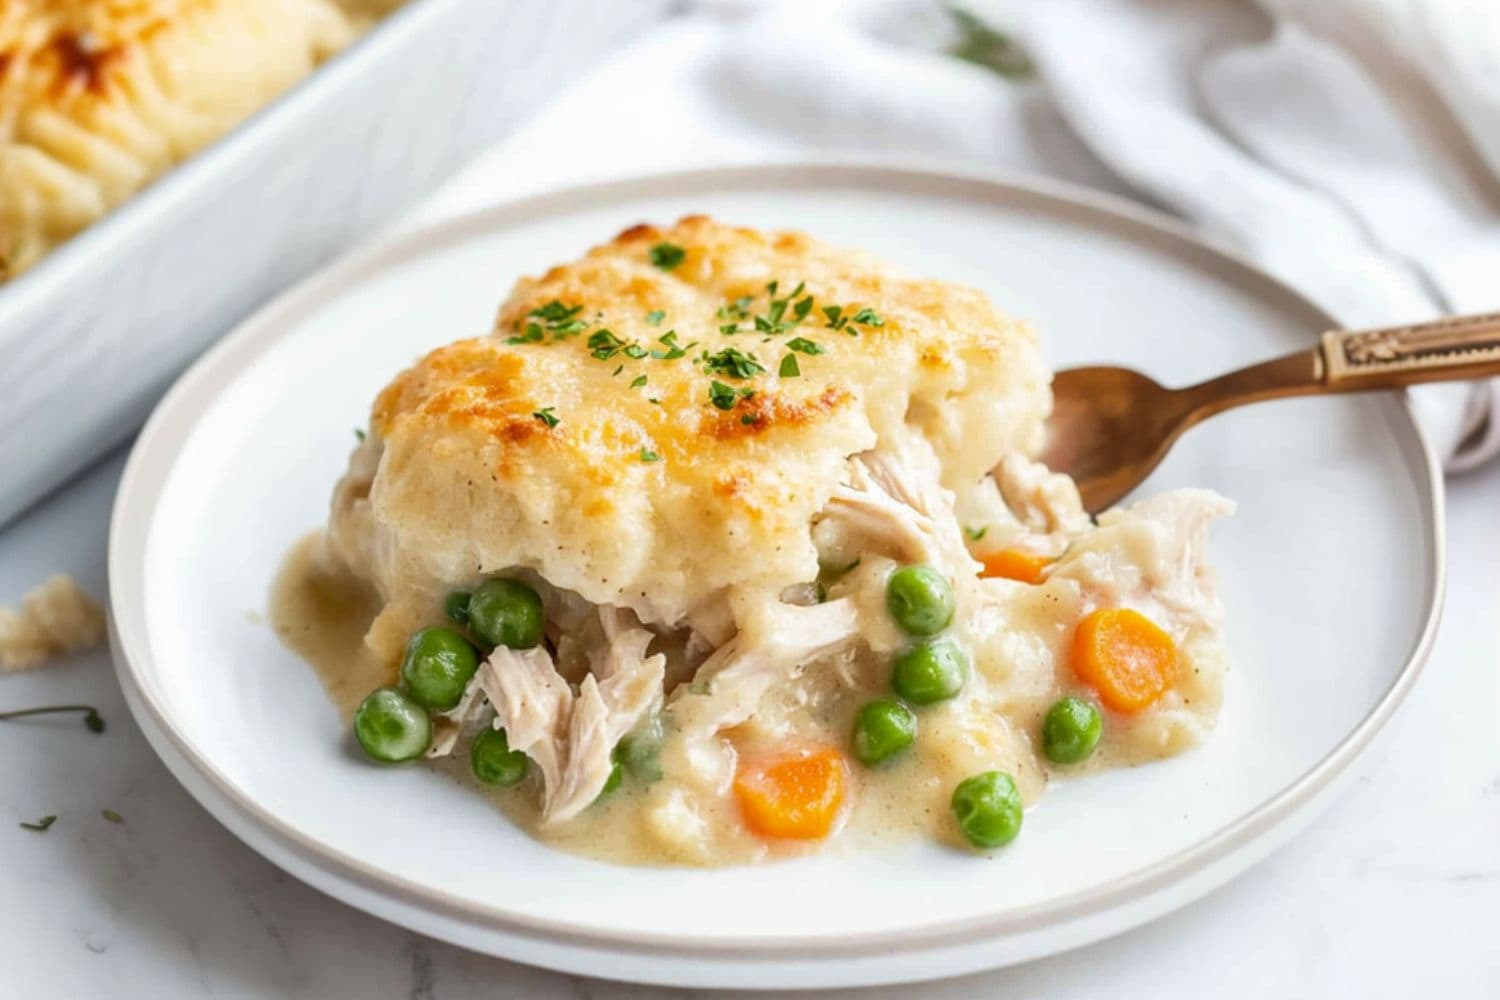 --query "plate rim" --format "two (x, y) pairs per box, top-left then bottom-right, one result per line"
(107, 160), (1447, 962)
